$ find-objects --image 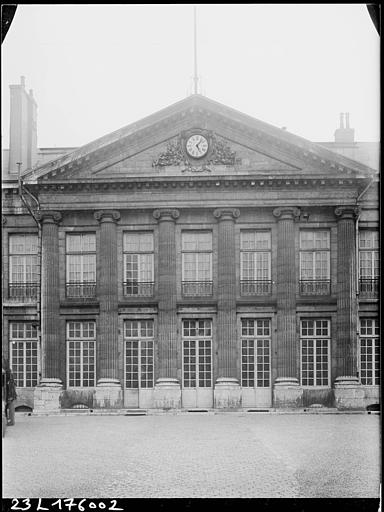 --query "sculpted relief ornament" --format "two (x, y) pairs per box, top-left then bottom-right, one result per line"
(152, 132), (236, 173)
